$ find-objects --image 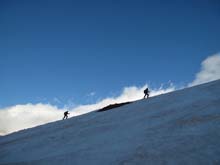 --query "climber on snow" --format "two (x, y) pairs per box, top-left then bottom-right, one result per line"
(63, 111), (70, 120)
(144, 88), (150, 99)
